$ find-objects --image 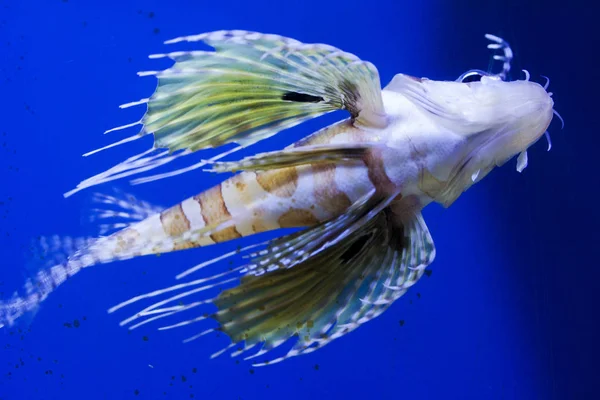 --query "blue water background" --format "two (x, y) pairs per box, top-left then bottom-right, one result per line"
(1, 0), (598, 399)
